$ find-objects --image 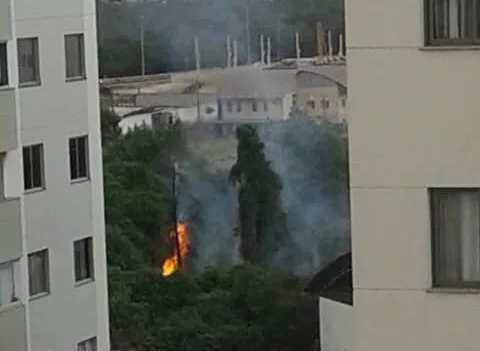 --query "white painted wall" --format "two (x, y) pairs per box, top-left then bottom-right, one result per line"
(347, 0), (480, 351)
(319, 298), (352, 351)
(11, 0), (110, 349)
(119, 113), (153, 134)
(220, 97), (288, 122)
(118, 104), (218, 135)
